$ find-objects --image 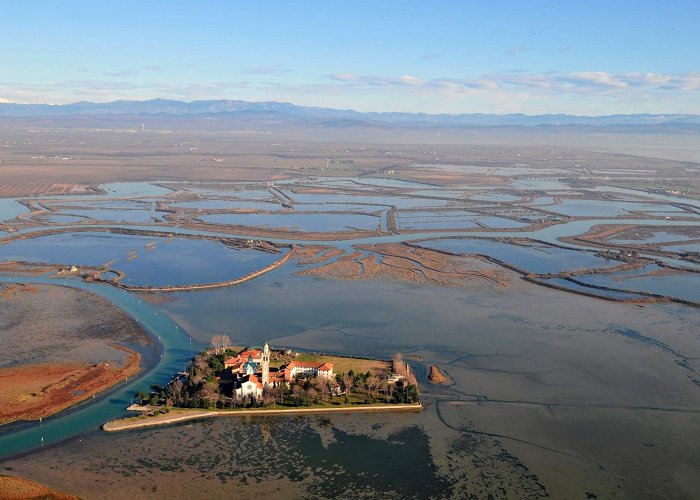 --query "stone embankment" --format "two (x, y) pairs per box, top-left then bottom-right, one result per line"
(103, 402), (423, 432)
